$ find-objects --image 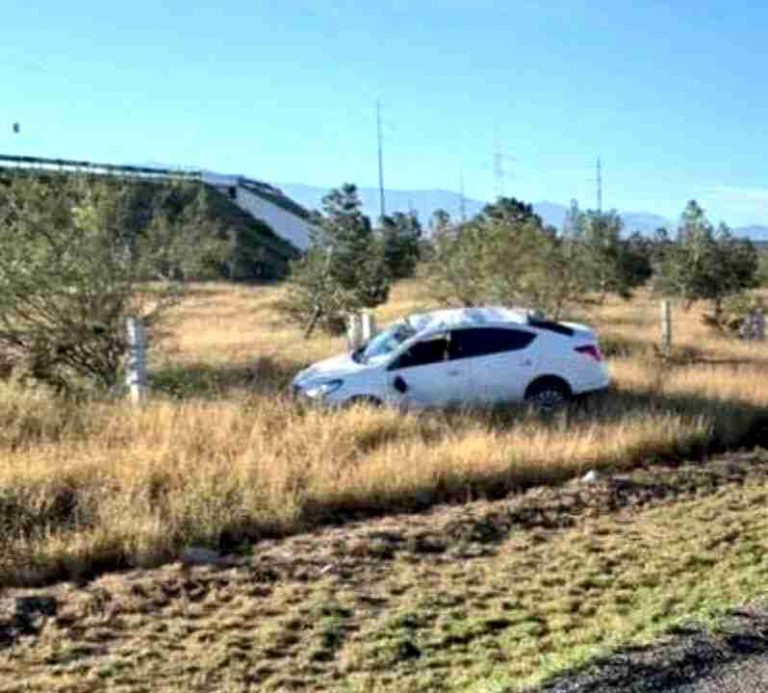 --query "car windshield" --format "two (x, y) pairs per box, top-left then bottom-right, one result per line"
(355, 323), (414, 364)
